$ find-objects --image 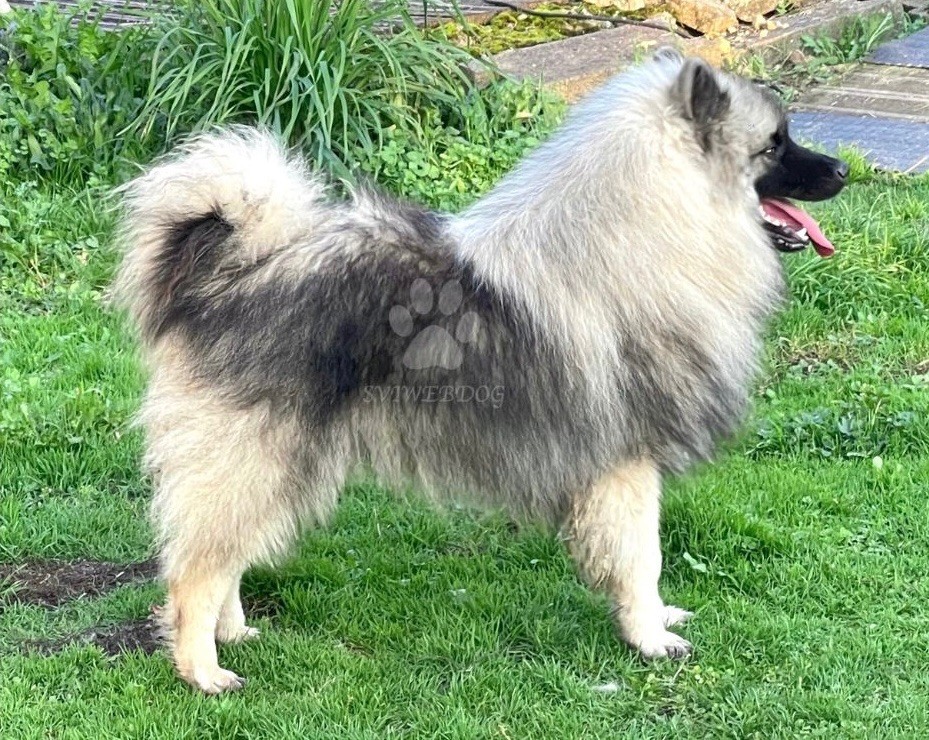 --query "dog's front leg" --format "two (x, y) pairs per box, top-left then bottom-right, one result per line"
(565, 459), (692, 659)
